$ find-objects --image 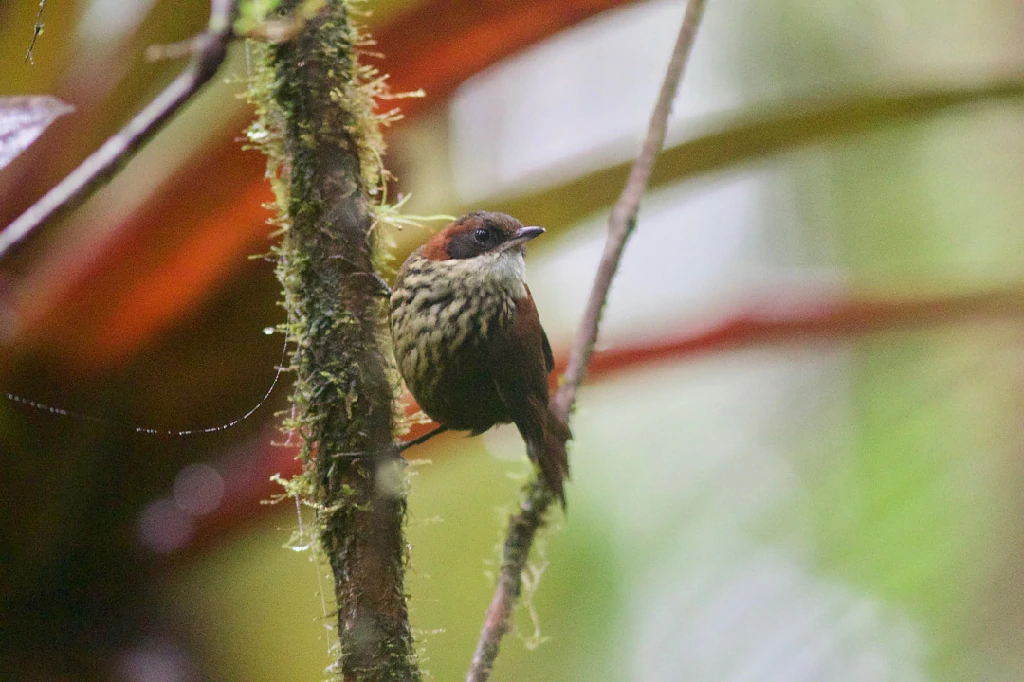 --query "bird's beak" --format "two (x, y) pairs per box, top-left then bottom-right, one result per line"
(506, 225), (545, 248)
